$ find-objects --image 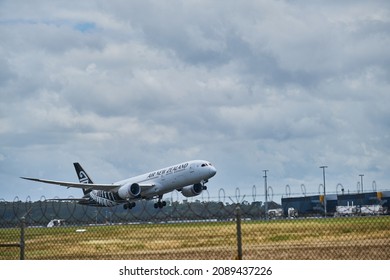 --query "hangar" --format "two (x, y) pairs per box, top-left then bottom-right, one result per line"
(281, 191), (389, 217)
(281, 194), (337, 217)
